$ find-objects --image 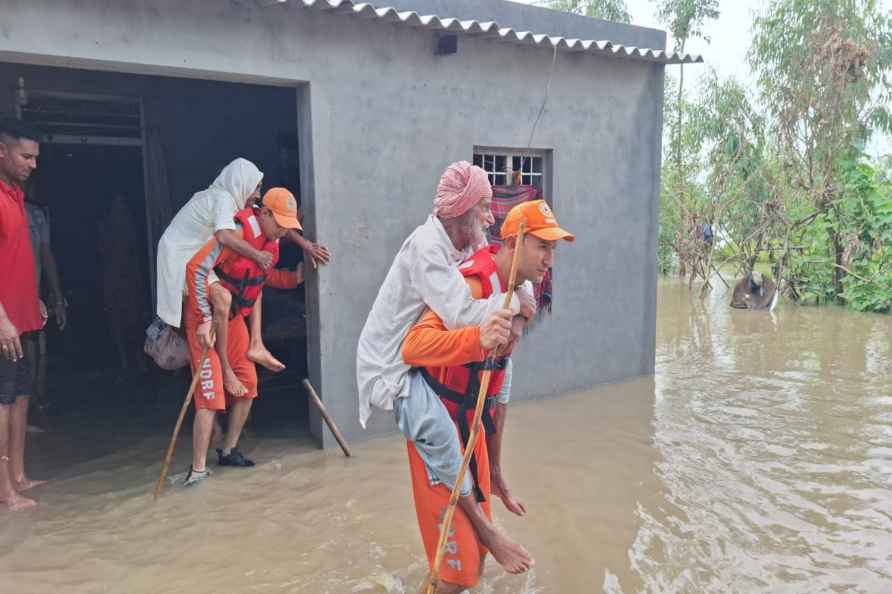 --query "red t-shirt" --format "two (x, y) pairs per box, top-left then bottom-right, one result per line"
(0, 179), (41, 334)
